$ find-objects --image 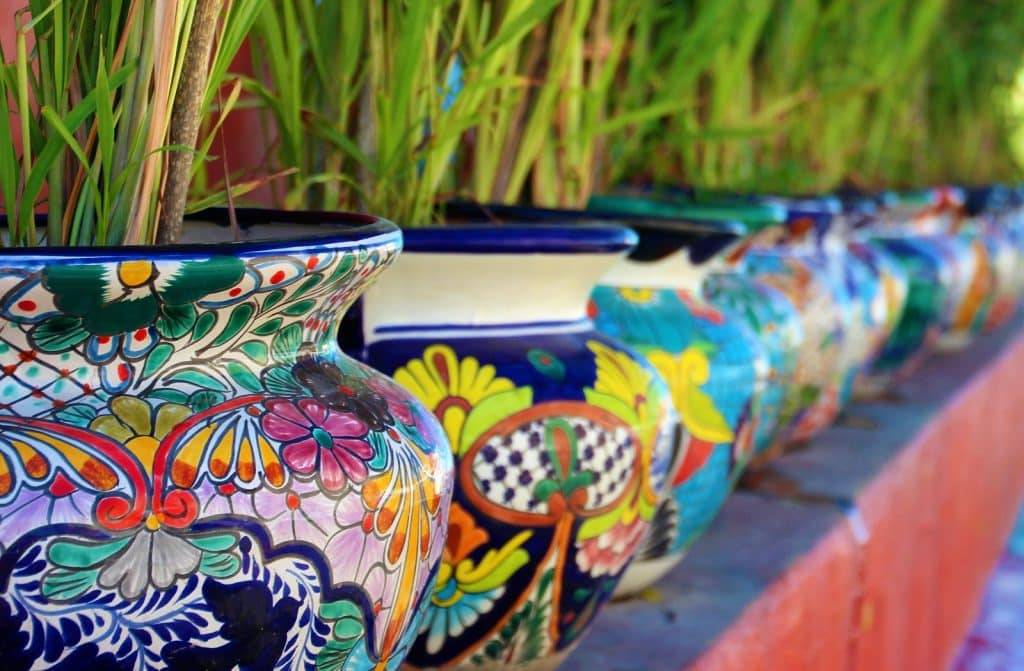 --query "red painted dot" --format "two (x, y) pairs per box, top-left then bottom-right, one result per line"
(229, 288), (242, 297)
(31, 390), (43, 398)
(285, 492), (301, 510)
(218, 483), (237, 496)
(16, 300), (36, 312)
(51, 399), (65, 409)
(270, 270), (286, 284)
(97, 336), (111, 345)
(306, 257), (319, 270)
(18, 351), (35, 362)
(117, 364), (130, 382)
(133, 328), (148, 342)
